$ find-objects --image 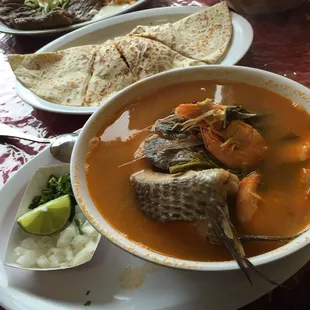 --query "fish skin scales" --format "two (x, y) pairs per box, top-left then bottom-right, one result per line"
(130, 168), (239, 223)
